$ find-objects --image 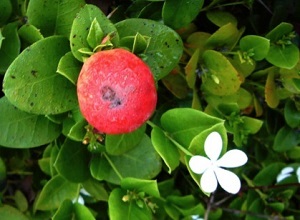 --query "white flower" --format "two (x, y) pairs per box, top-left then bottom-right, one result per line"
(276, 167), (294, 182)
(189, 131), (248, 194)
